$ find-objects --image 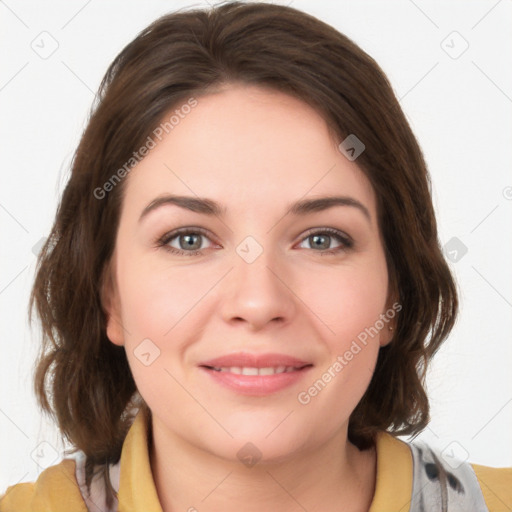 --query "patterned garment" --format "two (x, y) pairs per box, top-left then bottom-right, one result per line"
(408, 440), (489, 511)
(75, 452), (120, 512)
